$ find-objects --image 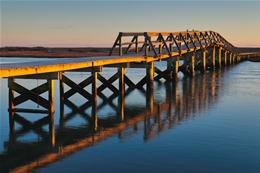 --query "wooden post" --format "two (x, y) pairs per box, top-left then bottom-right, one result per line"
(224, 51), (227, 66)
(218, 47), (222, 68)
(167, 57), (173, 79)
(231, 53), (234, 65)
(229, 53), (233, 65)
(146, 62), (154, 111)
(191, 54), (195, 76)
(135, 36), (139, 53)
(92, 71), (98, 131)
(202, 50), (207, 72)
(8, 78), (15, 133)
(146, 62), (154, 90)
(212, 46), (216, 69)
(172, 56), (179, 81)
(118, 67), (125, 120)
(234, 54), (237, 63)
(48, 79), (55, 114)
(178, 42), (182, 55)
(159, 42), (162, 55)
(145, 37), (148, 56)
(59, 75), (65, 128)
(119, 68), (125, 96)
(119, 34), (122, 56)
(169, 43), (173, 52)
